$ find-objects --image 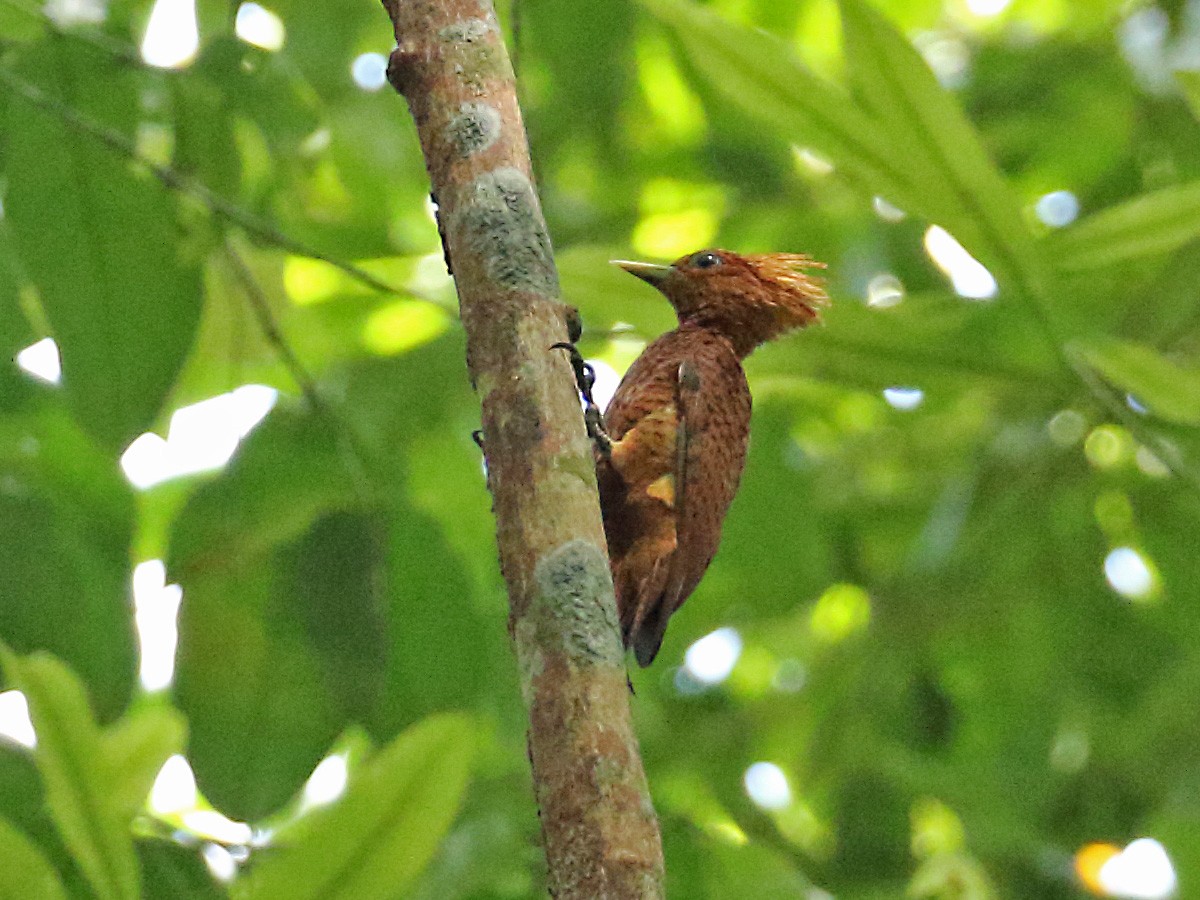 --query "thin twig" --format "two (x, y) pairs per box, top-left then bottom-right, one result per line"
(222, 239), (378, 500)
(0, 66), (432, 304)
